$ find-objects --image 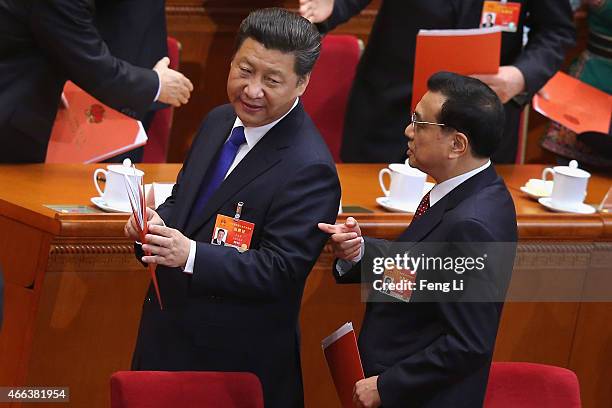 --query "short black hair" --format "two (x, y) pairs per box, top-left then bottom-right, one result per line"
(235, 8), (321, 78)
(427, 71), (505, 158)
